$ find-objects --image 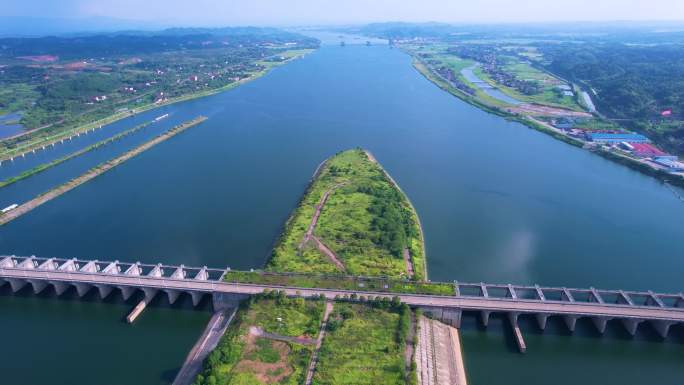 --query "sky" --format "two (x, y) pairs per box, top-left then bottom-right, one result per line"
(3, 0), (684, 26)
